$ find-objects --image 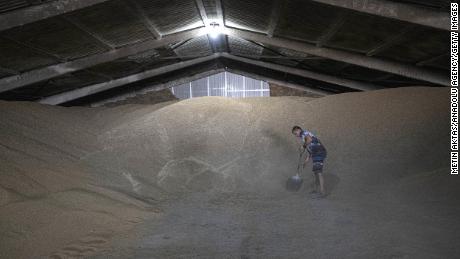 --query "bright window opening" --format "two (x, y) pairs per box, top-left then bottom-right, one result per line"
(171, 72), (270, 99)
